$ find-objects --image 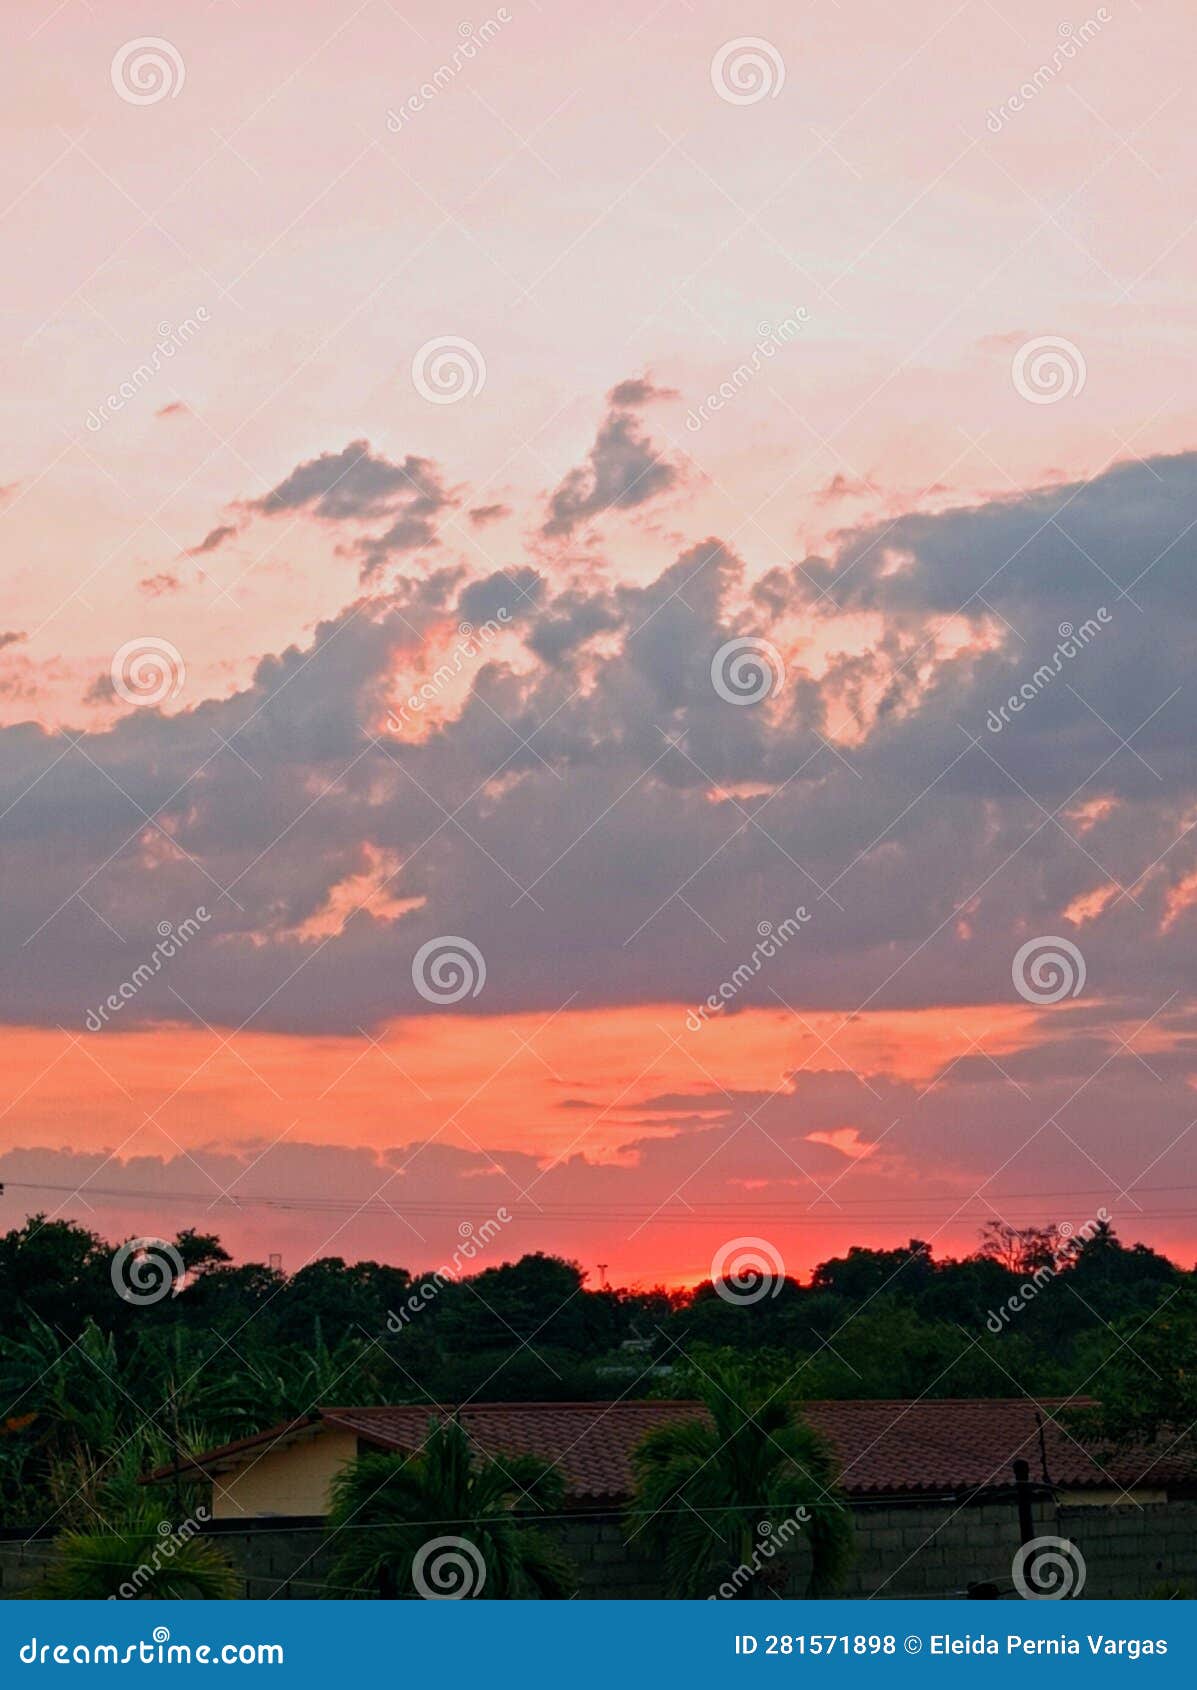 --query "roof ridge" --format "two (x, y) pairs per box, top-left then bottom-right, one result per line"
(319, 1396), (1092, 1413)
(145, 1397), (1184, 1500)
(319, 1400), (705, 1413)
